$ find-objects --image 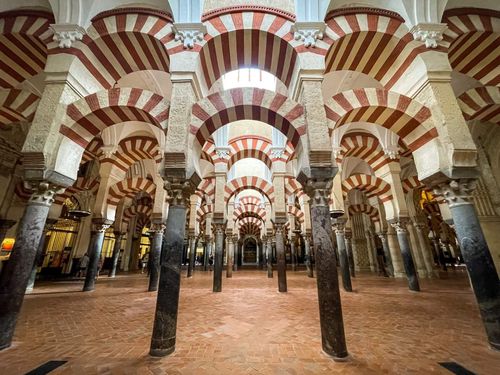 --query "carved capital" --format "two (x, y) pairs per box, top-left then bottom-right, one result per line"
(165, 179), (195, 207)
(149, 222), (166, 234)
(433, 179), (476, 208)
(304, 178), (333, 208)
(50, 24), (86, 48)
(377, 232), (387, 242)
(292, 22), (325, 48)
(26, 181), (63, 207)
(213, 222), (225, 236)
(214, 147), (231, 160)
(410, 23), (447, 49)
(172, 23), (207, 49)
(270, 147), (286, 159)
(91, 219), (113, 233)
(332, 219), (346, 234)
(391, 218), (410, 234)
